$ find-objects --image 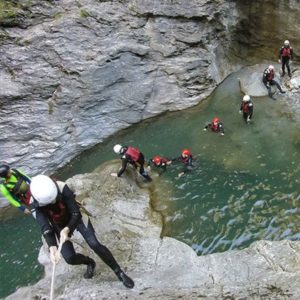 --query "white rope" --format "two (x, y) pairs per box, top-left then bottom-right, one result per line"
(50, 240), (64, 300)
